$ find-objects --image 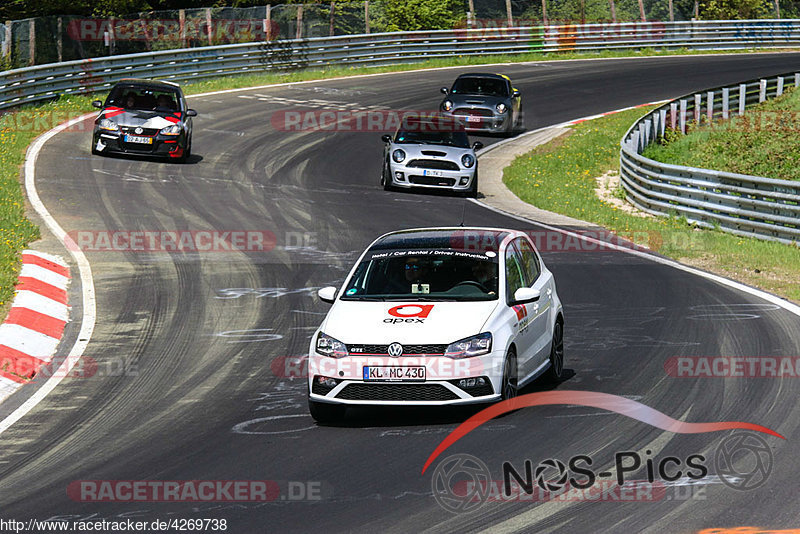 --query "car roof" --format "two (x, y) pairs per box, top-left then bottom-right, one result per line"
(400, 114), (466, 131)
(454, 73), (508, 81)
(115, 78), (183, 91)
(369, 227), (524, 253)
